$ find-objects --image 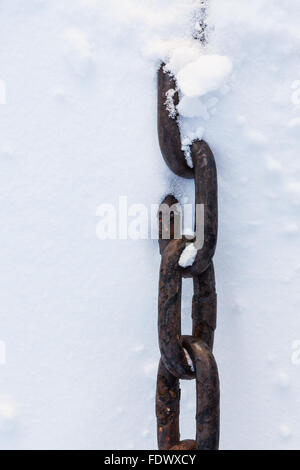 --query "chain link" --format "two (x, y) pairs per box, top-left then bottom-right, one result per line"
(156, 64), (220, 451)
